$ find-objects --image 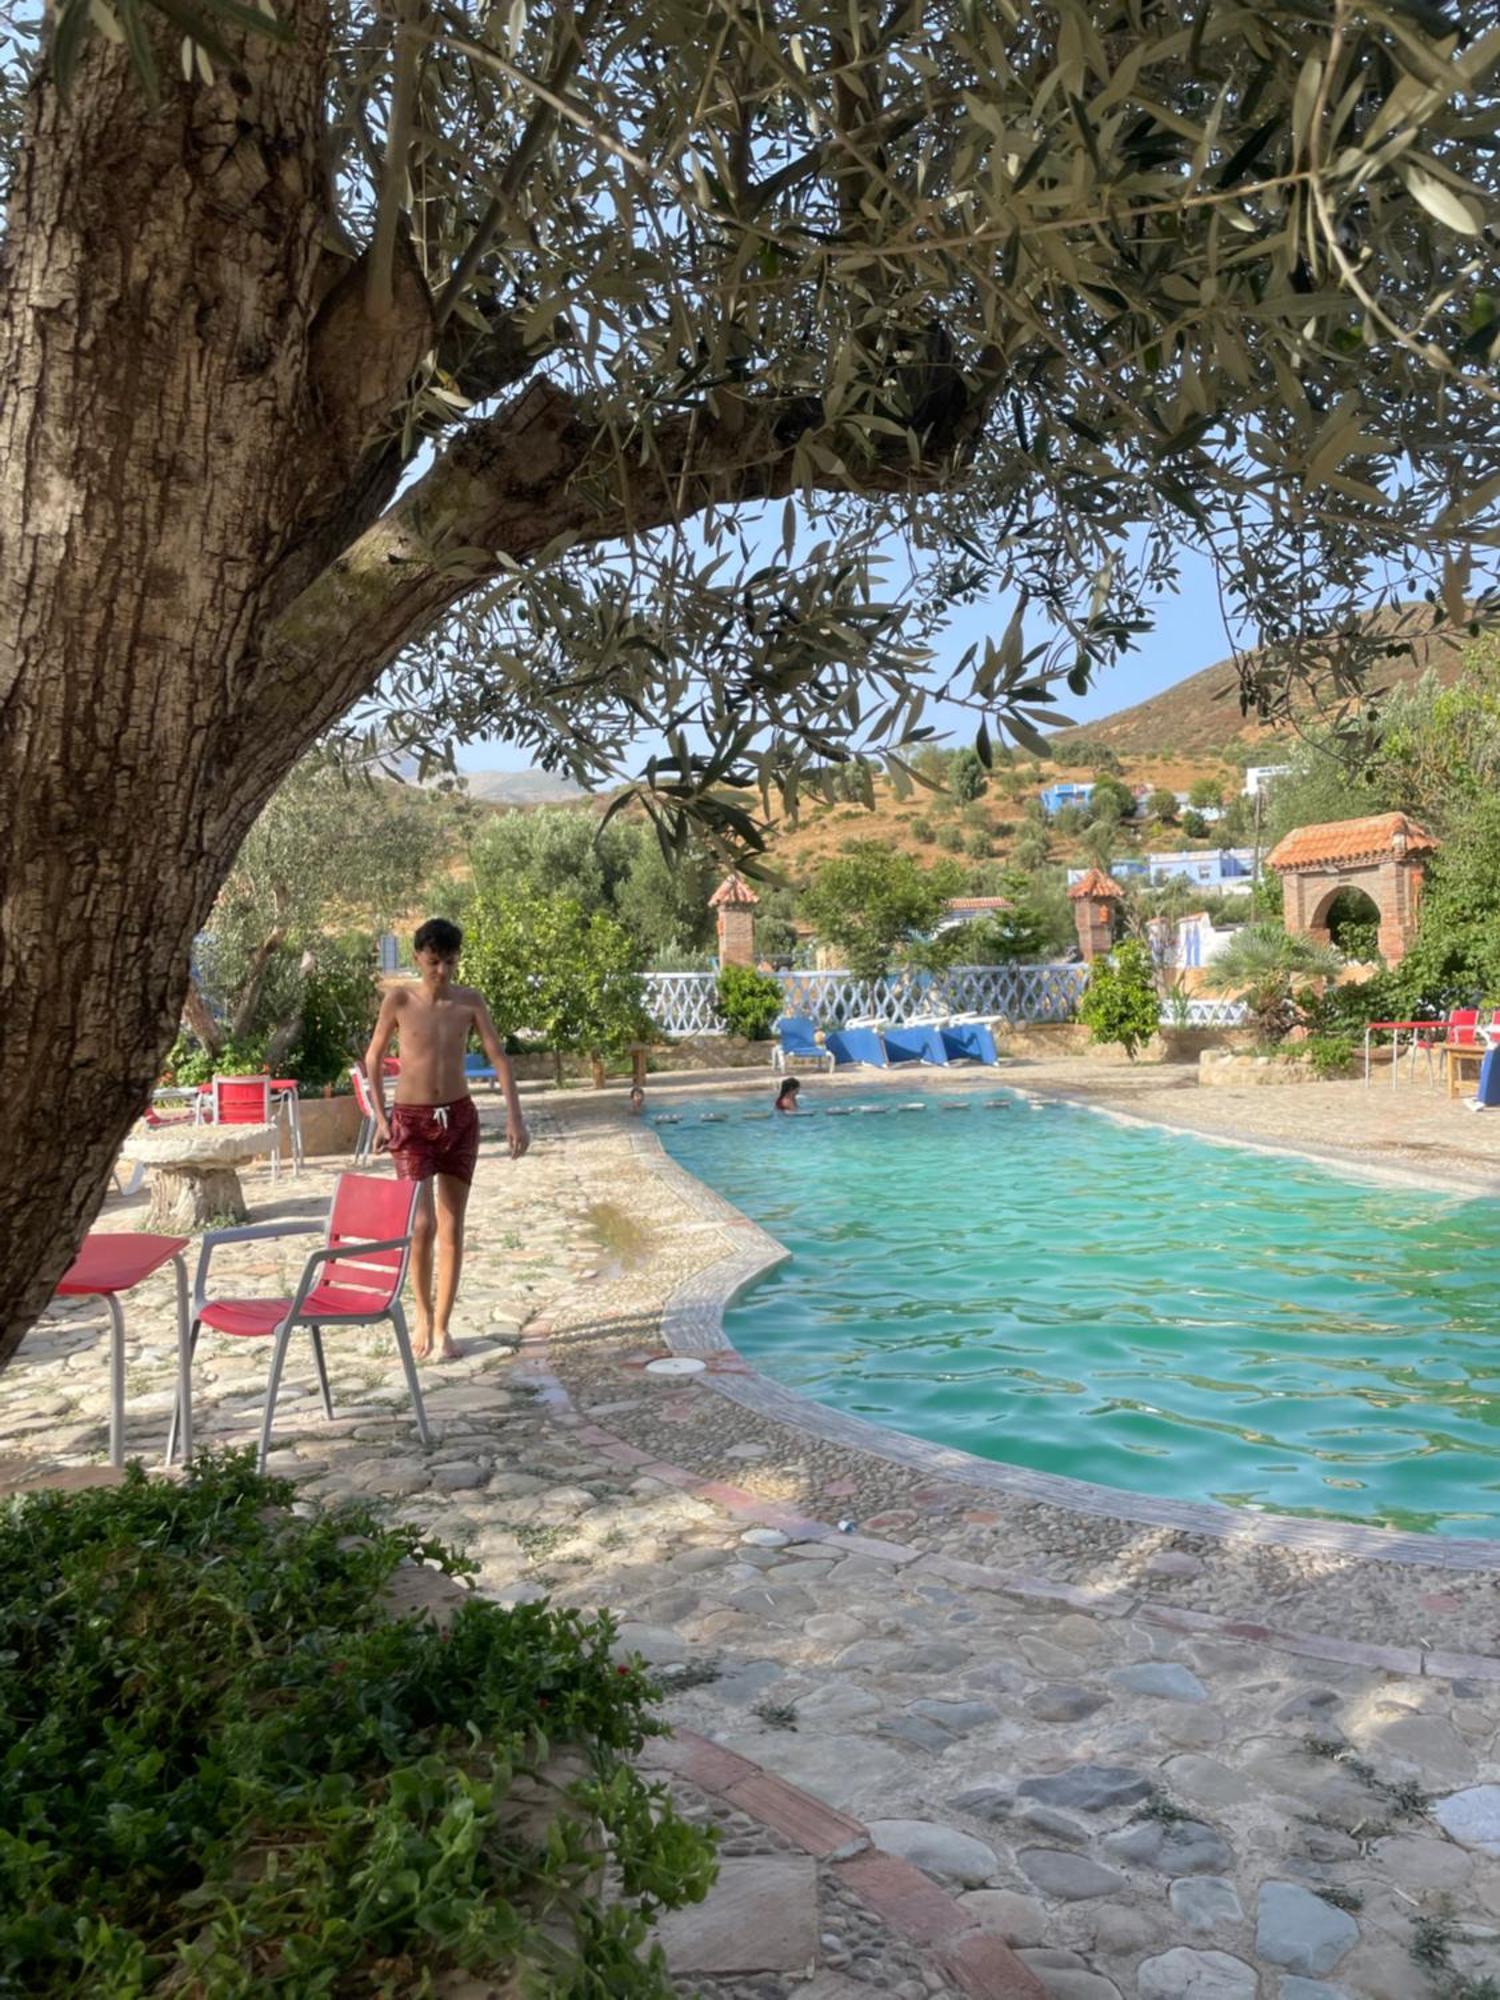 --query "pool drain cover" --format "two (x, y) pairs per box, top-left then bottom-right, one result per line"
(645, 1356), (707, 1377)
